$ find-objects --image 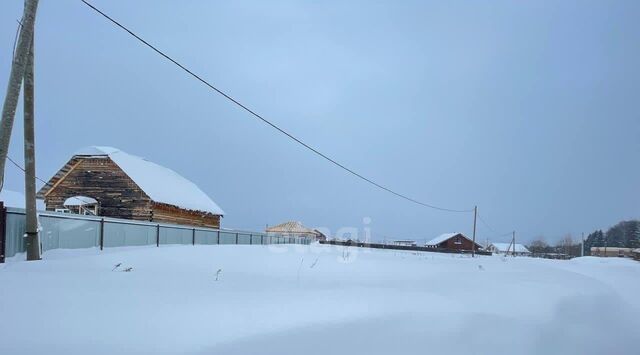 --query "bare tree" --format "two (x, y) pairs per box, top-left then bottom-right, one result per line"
(528, 236), (551, 254)
(562, 234), (573, 255)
